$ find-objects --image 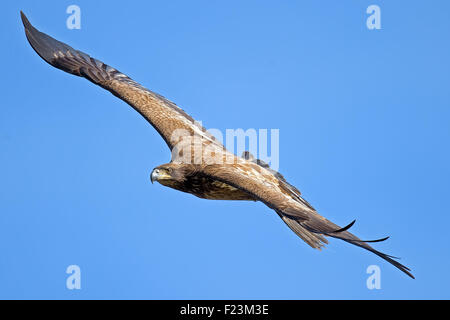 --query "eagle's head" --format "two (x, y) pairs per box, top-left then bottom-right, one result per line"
(150, 163), (189, 189)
